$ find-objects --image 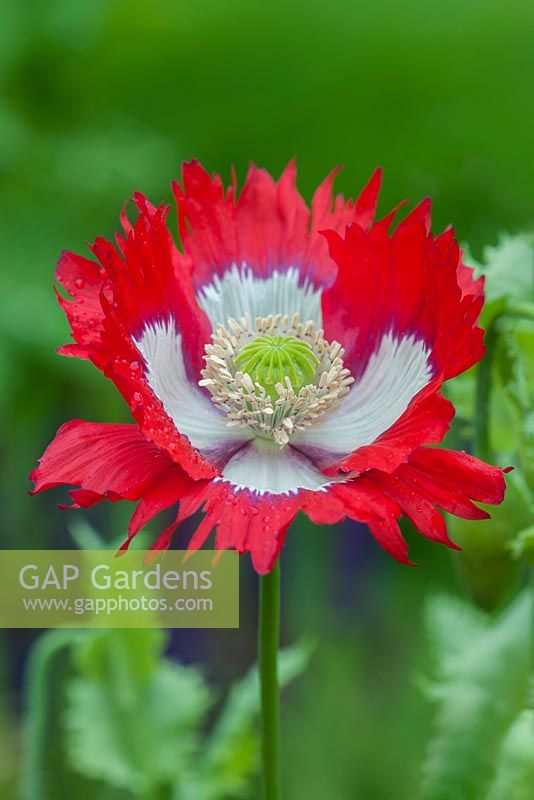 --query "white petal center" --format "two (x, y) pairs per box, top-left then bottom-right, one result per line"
(134, 320), (252, 460)
(221, 439), (336, 494)
(197, 264), (322, 328)
(292, 331), (432, 458)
